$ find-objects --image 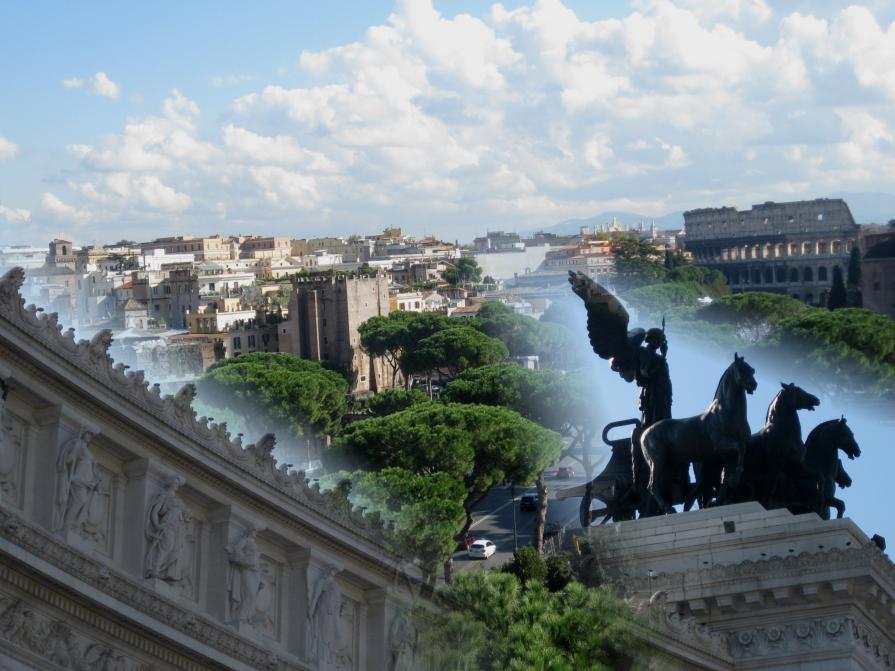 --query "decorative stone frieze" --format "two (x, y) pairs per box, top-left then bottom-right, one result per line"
(0, 266), (422, 670)
(0, 267), (381, 546)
